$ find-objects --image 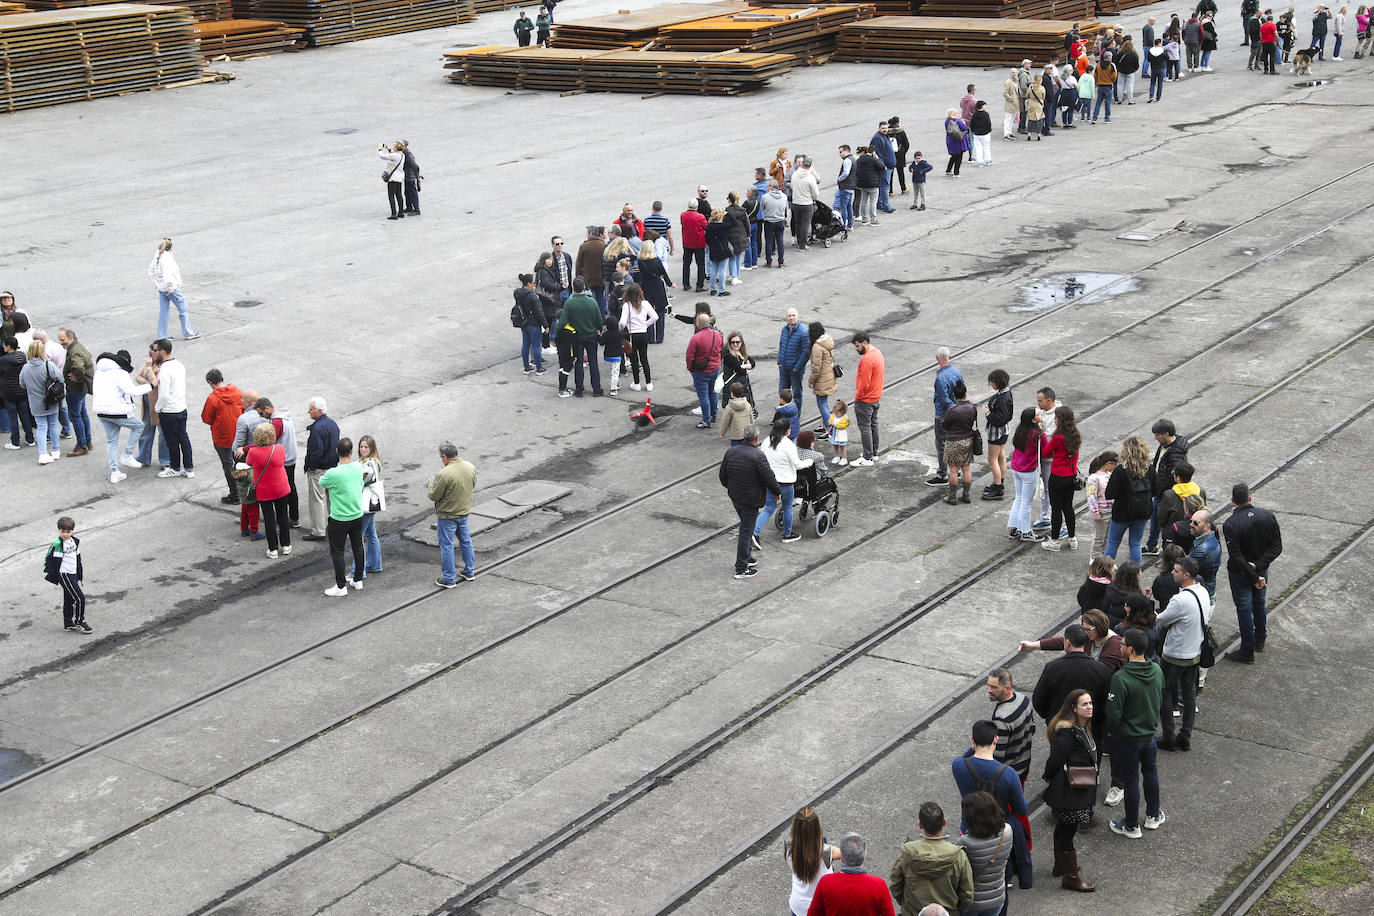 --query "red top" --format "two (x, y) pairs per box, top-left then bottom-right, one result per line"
(680, 209), (707, 248)
(854, 346), (885, 403)
(244, 443), (290, 501)
(1260, 20), (1277, 42)
(807, 871), (896, 916)
(1041, 433), (1079, 477)
(685, 326), (723, 373)
(200, 384), (242, 448)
